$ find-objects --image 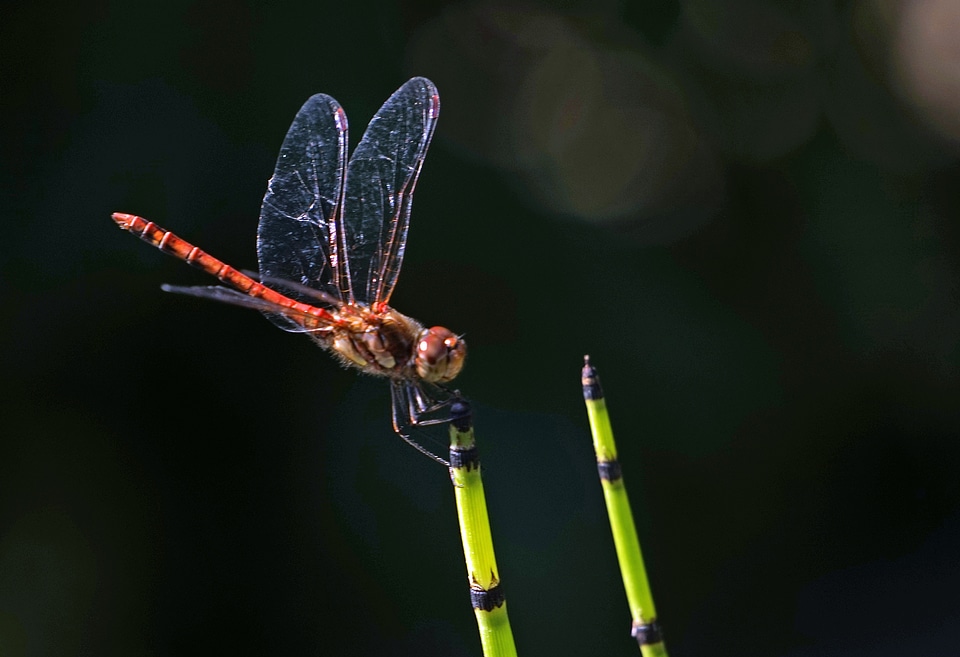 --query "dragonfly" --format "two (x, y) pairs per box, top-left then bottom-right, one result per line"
(113, 77), (466, 463)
